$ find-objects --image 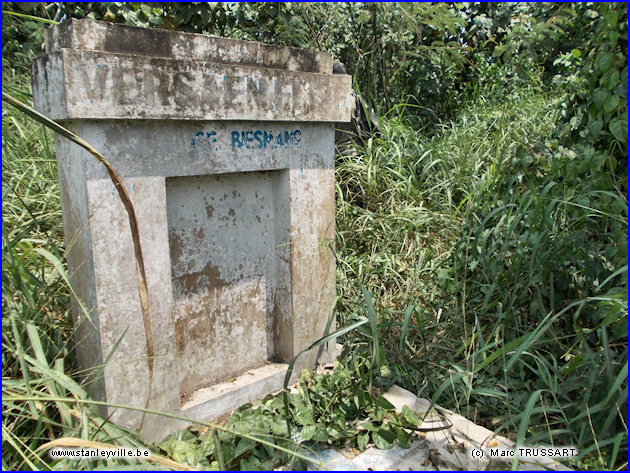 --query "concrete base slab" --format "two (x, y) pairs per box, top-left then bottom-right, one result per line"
(350, 440), (433, 471)
(181, 363), (288, 410)
(305, 449), (357, 471)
